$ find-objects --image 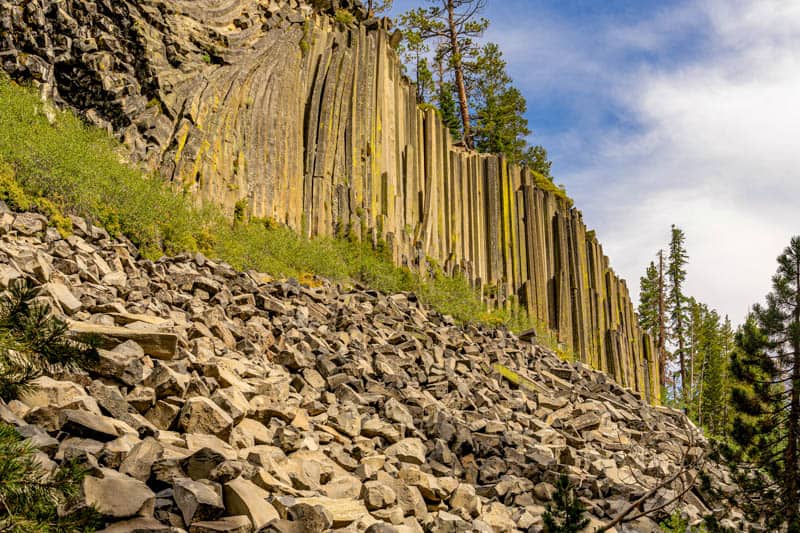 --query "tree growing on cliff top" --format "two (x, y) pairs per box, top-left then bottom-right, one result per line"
(470, 43), (532, 165)
(730, 236), (800, 531)
(397, 12), (436, 103)
(367, 0), (393, 16)
(398, 0), (488, 148)
(520, 144), (553, 180)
